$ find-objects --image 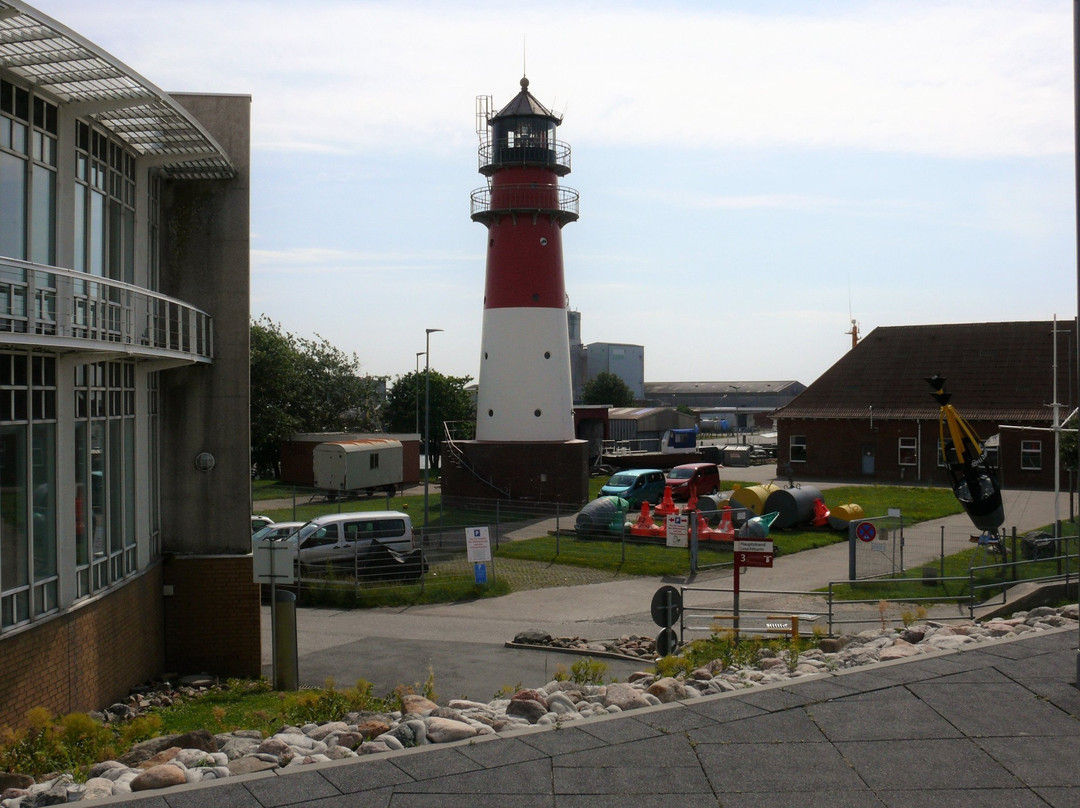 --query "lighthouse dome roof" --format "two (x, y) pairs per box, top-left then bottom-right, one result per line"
(491, 76), (562, 124)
